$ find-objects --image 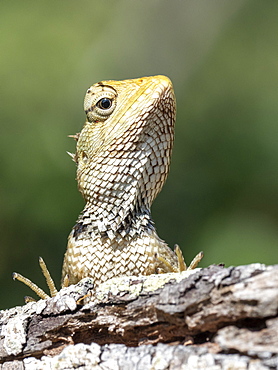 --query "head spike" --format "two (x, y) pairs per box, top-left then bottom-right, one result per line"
(67, 151), (76, 162)
(68, 133), (80, 141)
